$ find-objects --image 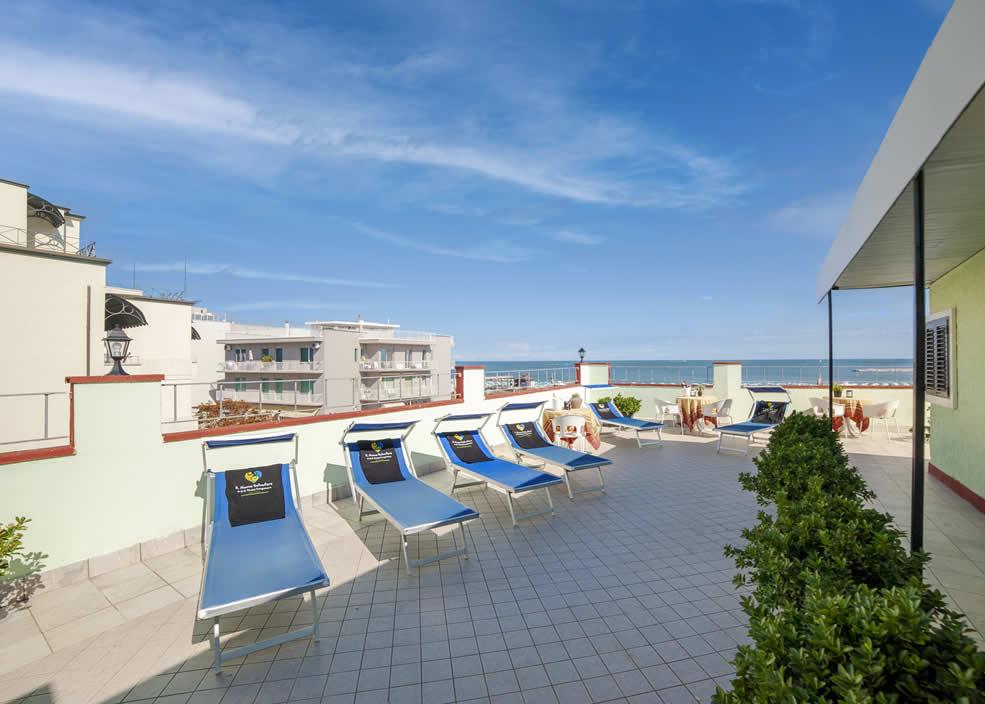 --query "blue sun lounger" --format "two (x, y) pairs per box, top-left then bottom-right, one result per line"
(495, 401), (612, 500)
(433, 413), (563, 526)
(341, 421), (479, 575)
(588, 400), (664, 448)
(199, 433), (329, 673)
(716, 386), (792, 454)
